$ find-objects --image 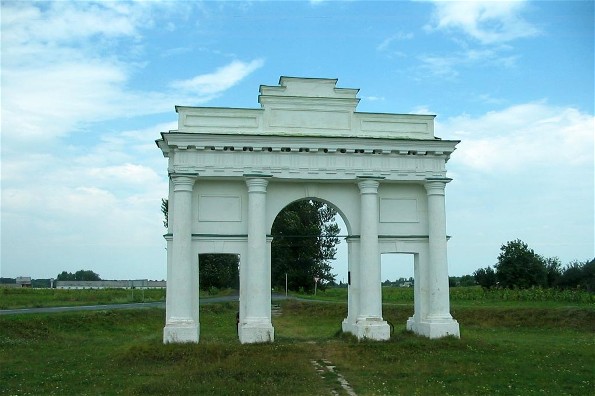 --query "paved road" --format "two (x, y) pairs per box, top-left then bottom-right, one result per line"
(0, 301), (166, 315)
(0, 294), (297, 316)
